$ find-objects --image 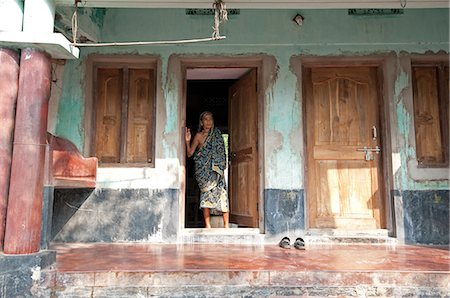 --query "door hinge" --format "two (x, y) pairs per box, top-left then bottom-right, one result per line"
(256, 202), (259, 212)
